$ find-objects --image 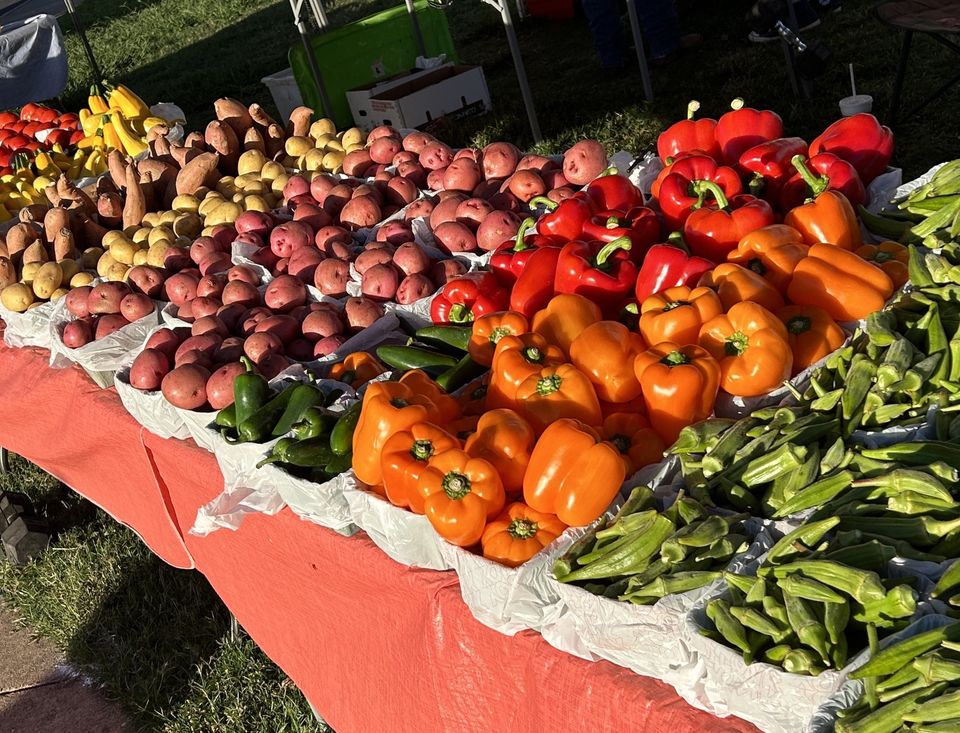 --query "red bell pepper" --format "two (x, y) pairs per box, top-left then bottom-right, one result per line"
(682, 182), (776, 263)
(509, 244), (563, 319)
(490, 217), (563, 285)
(634, 241), (714, 302)
(431, 272), (509, 324)
(715, 98), (784, 167)
(779, 153), (866, 211)
(656, 101), (722, 162)
(655, 154), (743, 231)
(529, 195), (594, 241)
(580, 206), (661, 263)
(554, 237), (638, 317)
(585, 169), (644, 212)
(808, 113), (893, 184)
(738, 137), (809, 198)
